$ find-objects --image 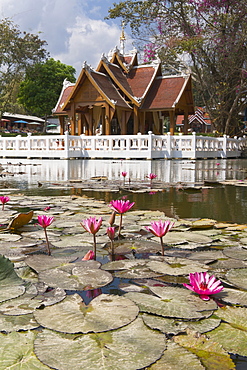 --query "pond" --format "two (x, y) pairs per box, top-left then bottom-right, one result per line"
(1, 157), (247, 223)
(0, 158), (247, 369)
